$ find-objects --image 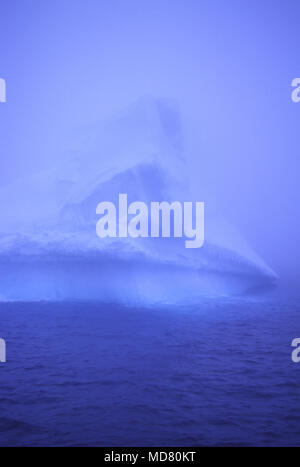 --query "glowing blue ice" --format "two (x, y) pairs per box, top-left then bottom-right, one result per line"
(0, 97), (277, 303)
